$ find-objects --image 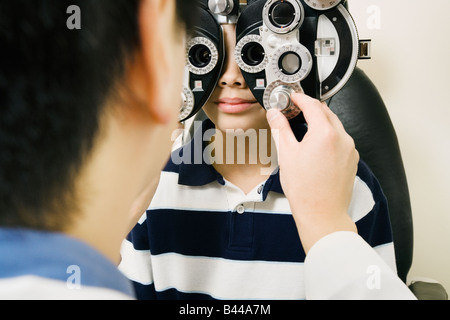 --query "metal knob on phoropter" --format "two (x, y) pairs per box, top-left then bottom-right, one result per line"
(208, 0), (235, 16)
(264, 81), (303, 120)
(269, 86), (293, 111)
